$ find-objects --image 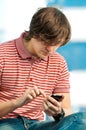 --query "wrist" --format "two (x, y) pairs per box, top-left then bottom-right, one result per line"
(53, 108), (65, 121)
(12, 98), (21, 108)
